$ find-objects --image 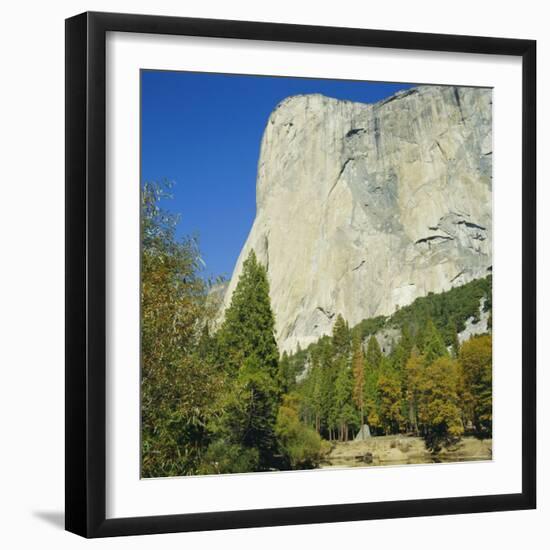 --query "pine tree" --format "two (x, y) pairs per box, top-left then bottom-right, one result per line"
(214, 249), (280, 470)
(377, 370), (404, 434)
(361, 336), (384, 434)
(316, 338), (337, 440)
(298, 347), (323, 432)
(218, 250), (279, 378)
(450, 324), (461, 359)
(422, 319), (448, 364)
(278, 351), (294, 394)
(308, 355), (323, 433)
(414, 323), (426, 353)
(366, 335), (382, 370)
(352, 334), (366, 428)
(401, 325), (413, 353)
(333, 357), (354, 441)
(390, 330), (409, 382)
(332, 314), (351, 358)
(363, 367), (381, 434)
(405, 348), (424, 433)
